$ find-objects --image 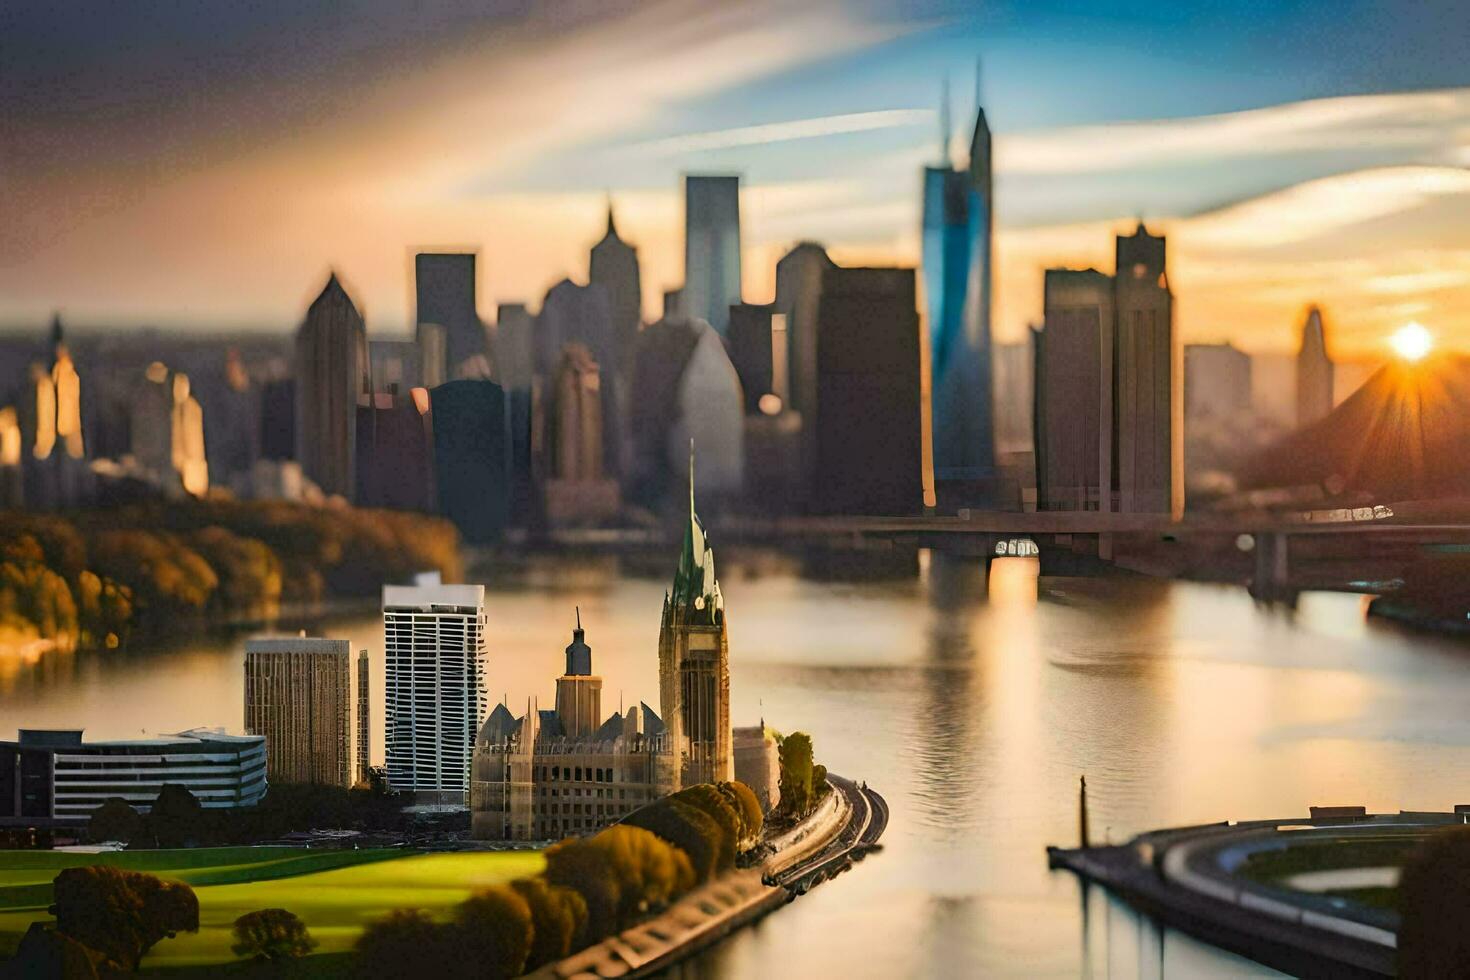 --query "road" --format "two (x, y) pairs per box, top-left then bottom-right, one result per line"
(772, 774), (888, 894)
